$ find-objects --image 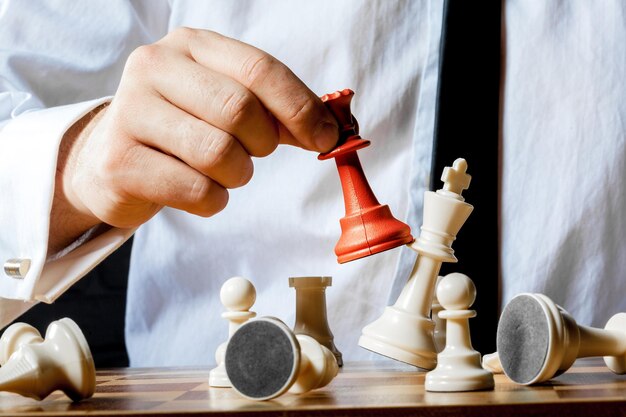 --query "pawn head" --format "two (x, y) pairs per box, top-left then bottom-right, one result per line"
(437, 273), (476, 310)
(220, 276), (256, 311)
